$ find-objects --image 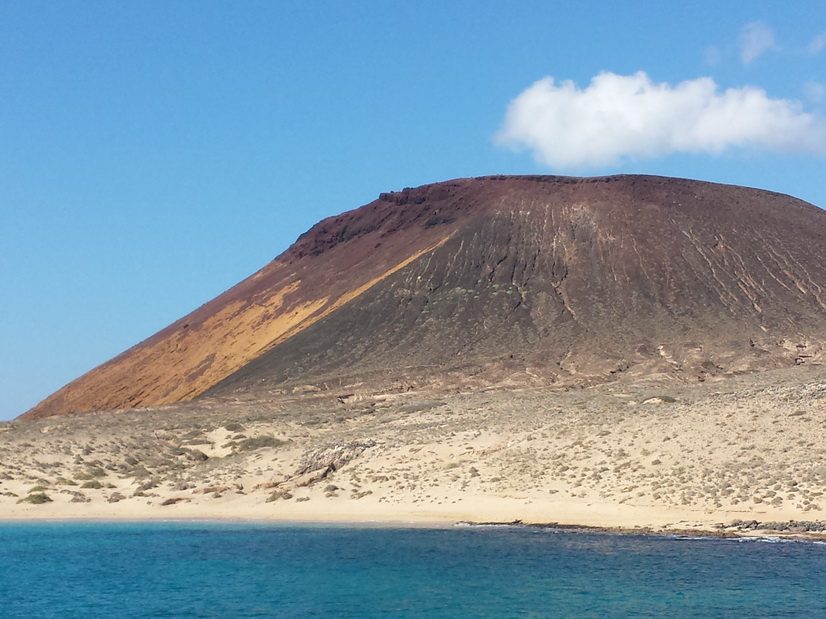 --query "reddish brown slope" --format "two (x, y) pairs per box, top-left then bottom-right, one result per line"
(21, 182), (466, 419)
(22, 175), (826, 419)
